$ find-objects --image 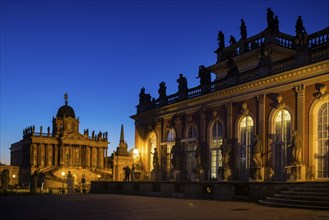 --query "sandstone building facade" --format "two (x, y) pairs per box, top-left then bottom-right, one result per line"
(10, 94), (109, 186)
(131, 10), (329, 182)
